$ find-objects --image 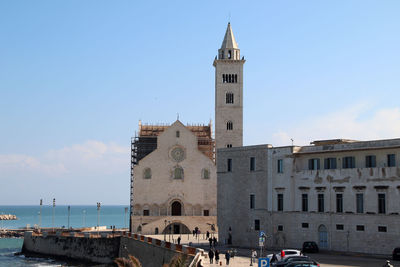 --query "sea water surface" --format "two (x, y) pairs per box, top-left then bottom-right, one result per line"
(0, 205), (129, 266)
